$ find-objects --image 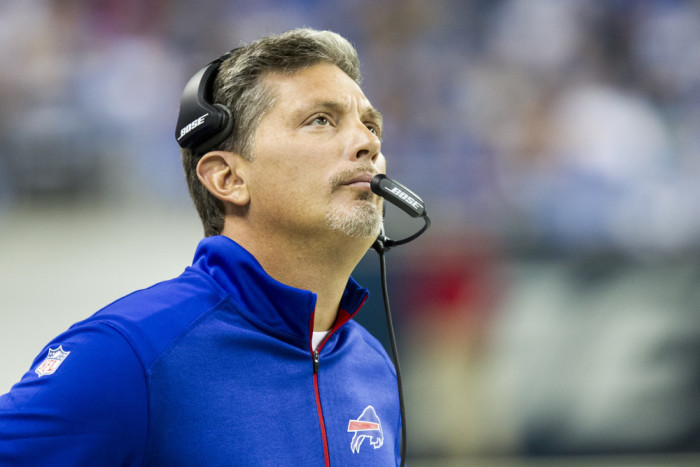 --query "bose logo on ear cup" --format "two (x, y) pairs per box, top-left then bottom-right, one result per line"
(175, 48), (240, 154)
(178, 114), (209, 141)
